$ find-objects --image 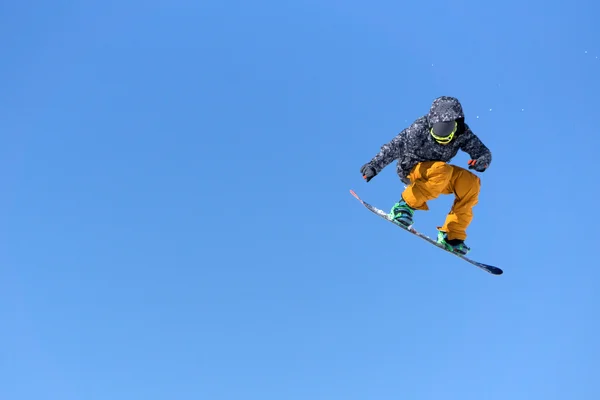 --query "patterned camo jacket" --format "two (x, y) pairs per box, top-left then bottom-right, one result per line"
(367, 96), (492, 184)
